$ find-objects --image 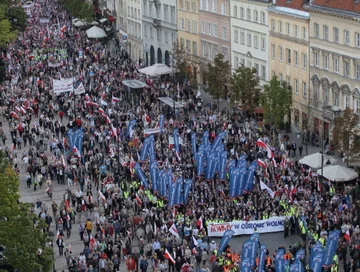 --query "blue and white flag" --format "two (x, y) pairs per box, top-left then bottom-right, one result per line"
(191, 132), (197, 157)
(323, 230), (340, 266)
(127, 119), (136, 138)
(134, 162), (149, 188)
(150, 161), (158, 192)
(218, 151), (228, 180)
(184, 179), (193, 204)
(217, 230), (235, 256)
(258, 245), (267, 272)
